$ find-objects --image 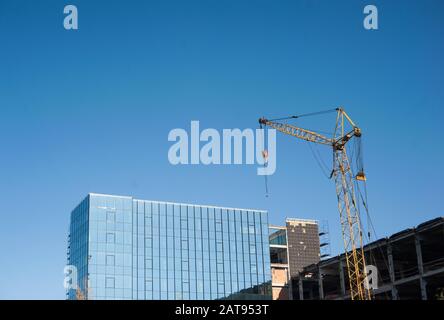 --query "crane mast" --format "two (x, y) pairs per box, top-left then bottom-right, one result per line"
(259, 108), (371, 300)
